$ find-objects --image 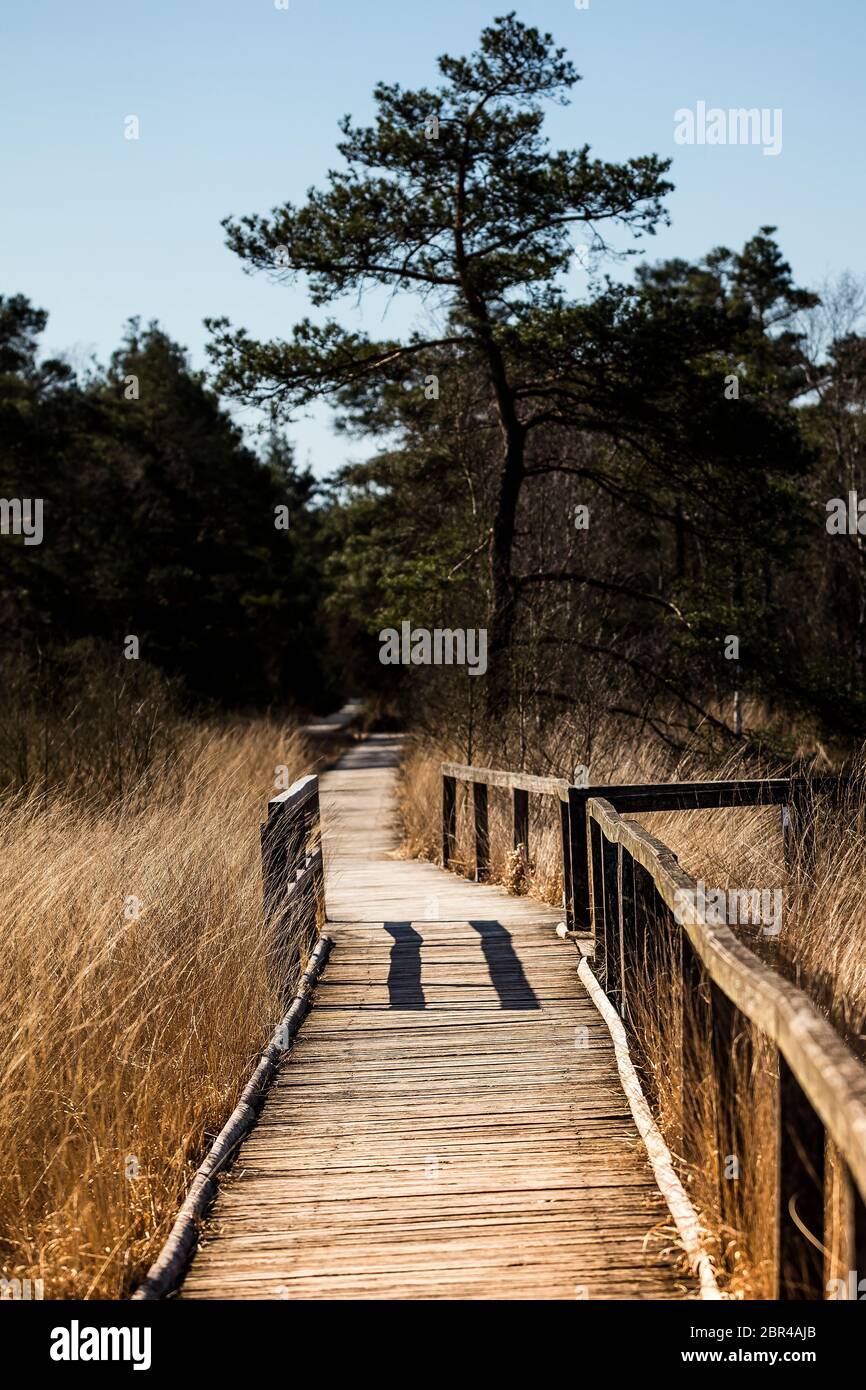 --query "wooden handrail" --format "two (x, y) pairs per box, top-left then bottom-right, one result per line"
(588, 795), (866, 1197)
(442, 763), (834, 930)
(261, 773), (325, 983)
(441, 762), (570, 800)
(584, 792), (866, 1298)
(267, 772), (320, 817)
(440, 756), (859, 1294)
(441, 762), (572, 907)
